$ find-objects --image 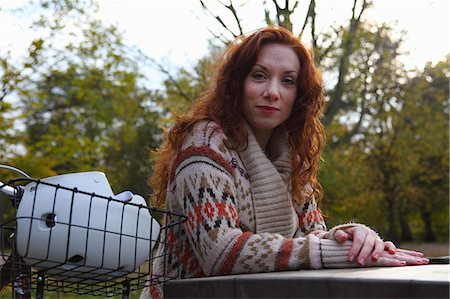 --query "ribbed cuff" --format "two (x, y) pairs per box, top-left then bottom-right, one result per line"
(307, 235), (322, 269)
(319, 239), (353, 268)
